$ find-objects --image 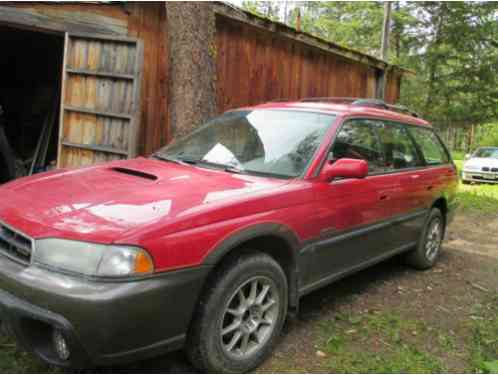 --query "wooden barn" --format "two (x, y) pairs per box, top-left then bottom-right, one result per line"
(0, 2), (406, 182)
